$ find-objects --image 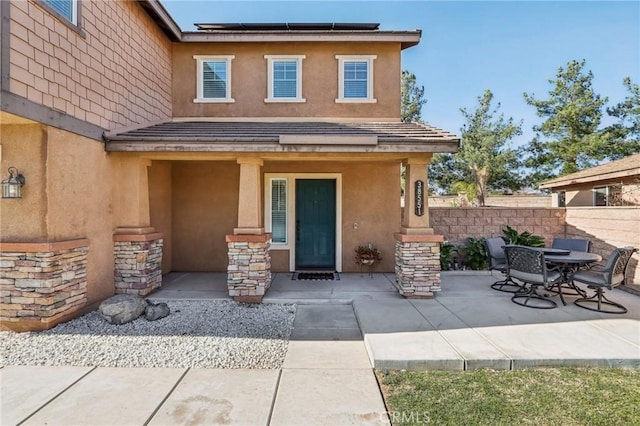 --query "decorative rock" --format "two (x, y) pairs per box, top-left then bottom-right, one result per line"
(144, 300), (170, 321)
(98, 294), (147, 325)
